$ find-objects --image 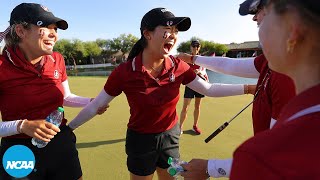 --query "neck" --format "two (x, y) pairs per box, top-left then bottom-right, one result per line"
(18, 44), (43, 65)
(142, 48), (165, 71)
(289, 63), (320, 94)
